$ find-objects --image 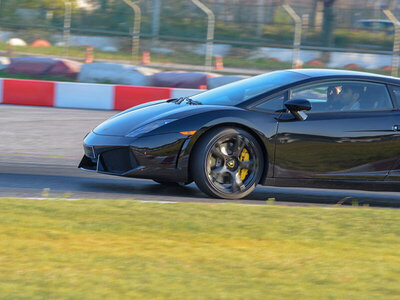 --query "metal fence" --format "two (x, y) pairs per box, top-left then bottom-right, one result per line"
(0, 0), (399, 74)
